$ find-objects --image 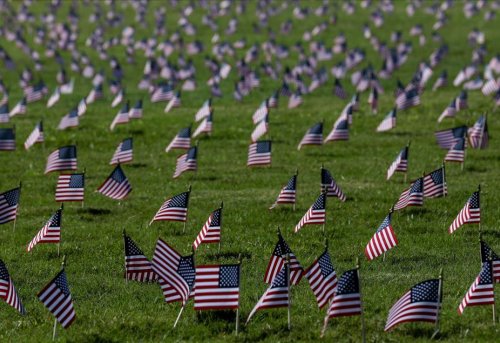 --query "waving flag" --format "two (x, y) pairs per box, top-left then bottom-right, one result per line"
(377, 108), (397, 132)
(165, 127), (191, 152)
(24, 121), (44, 150)
(396, 89), (420, 110)
(124, 233), (157, 282)
(481, 241), (500, 283)
(448, 189), (480, 234)
(251, 114), (269, 142)
(468, 115), (488, 149)
(393, 177), (424, 211)
(27, 207), (62, 252)
(321, 168), (346, 201)
(151, 84), (174, 102)
(444, 137), (465, 163)
(365, 212), (398, 260)
(252, 100), (268, 124)
(165, 91), (181, 113)
(110, 102), (130, 130)
(110, 138), (133, 165)
(458, 262), (494, 314)
(247, 140), (271, 166)
(195, 99), (212, 122)
(56, 173), (84, 202)
(264, 231), (303, 285)
(455, 90), (468, 110)
(45, 146), (77, 174)
(269, 173), (297, 209)
(298, 122), (323, 150)
(77, 98), (87, 117)
(432, 70), (447, 91)
(438, 100), (457, 123)
(173, 146), (197, 178)
(368, 87), (378, 113)
(150, 191), (190, 224)
(333, 78), (347, 99)
(305, 249), (337, 309)
(193, 205), (222, 250)
(86, 84), (103, 104)
(0, 259), (25, 315)
(57, 109), (79, 130)
(193, 111), (213, 137)
(288, 90), (303, 109)
(194, 264), (240, 310)
(0, 127), (15, 151)
(96, 165), (132, 200)
(325, 116), (349, 142)
(423, 167), (447, 198)
(294, 193), (326, 233)
(37, 269), (76, 328)
(0, 104), (9, 123)
(47, 87), (61, 108)
(9, 98), (27, 117)
(111, 89), (124, 108)
(268, 91), (279, 108)
(128, 99), (143, 119)
(435, 125), (468, 149)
